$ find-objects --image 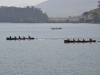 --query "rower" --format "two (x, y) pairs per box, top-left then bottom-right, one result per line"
(73, 38), (75, 42)
(19, 36), (21, 39)
(89, 38), (92, 41)
(28, 36), (31, 39)
(78, 39), (80, 42)
(23, 36), (25, 39)
(14, 36), (16, 38)
(83, 39), (85, 42)
(67, 38), (69, 41)
(10, 36), (11, 39)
